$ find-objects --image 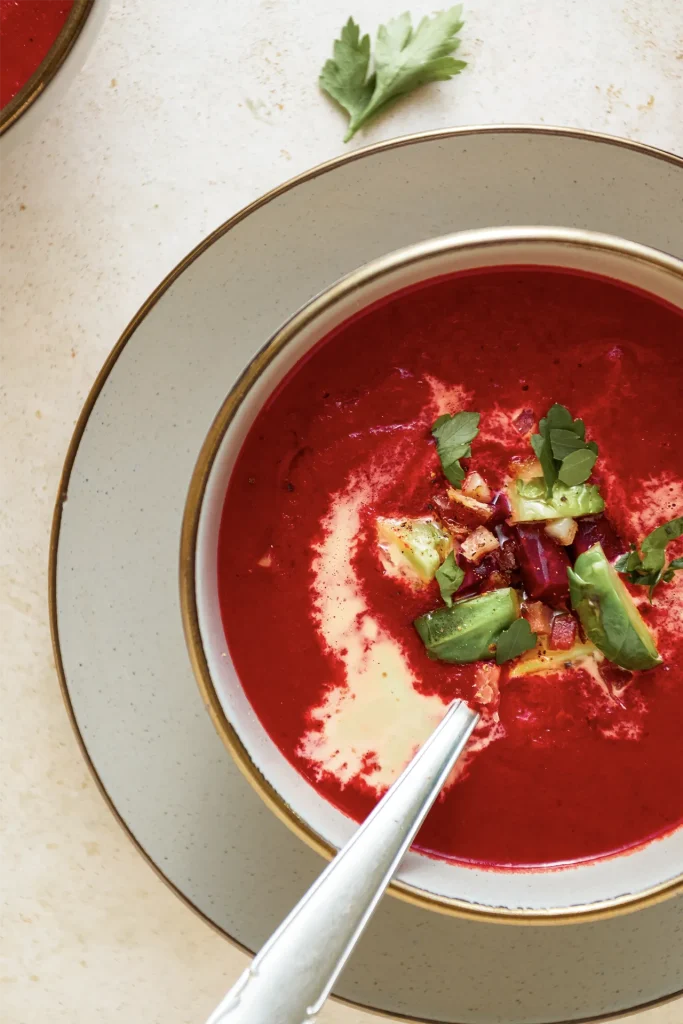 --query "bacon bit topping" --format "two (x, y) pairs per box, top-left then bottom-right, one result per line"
(473, 661), (502, 709)
(445, 486), (493, 528)
(480, 569), (512, 593)
(429, 493), (470, 539)
(524, 601), (553, 635)
(545, 517), (578, 546)
(462, 471), (492, 503)
(461, 526), (500, 564)
(550, 613), (578, 650)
